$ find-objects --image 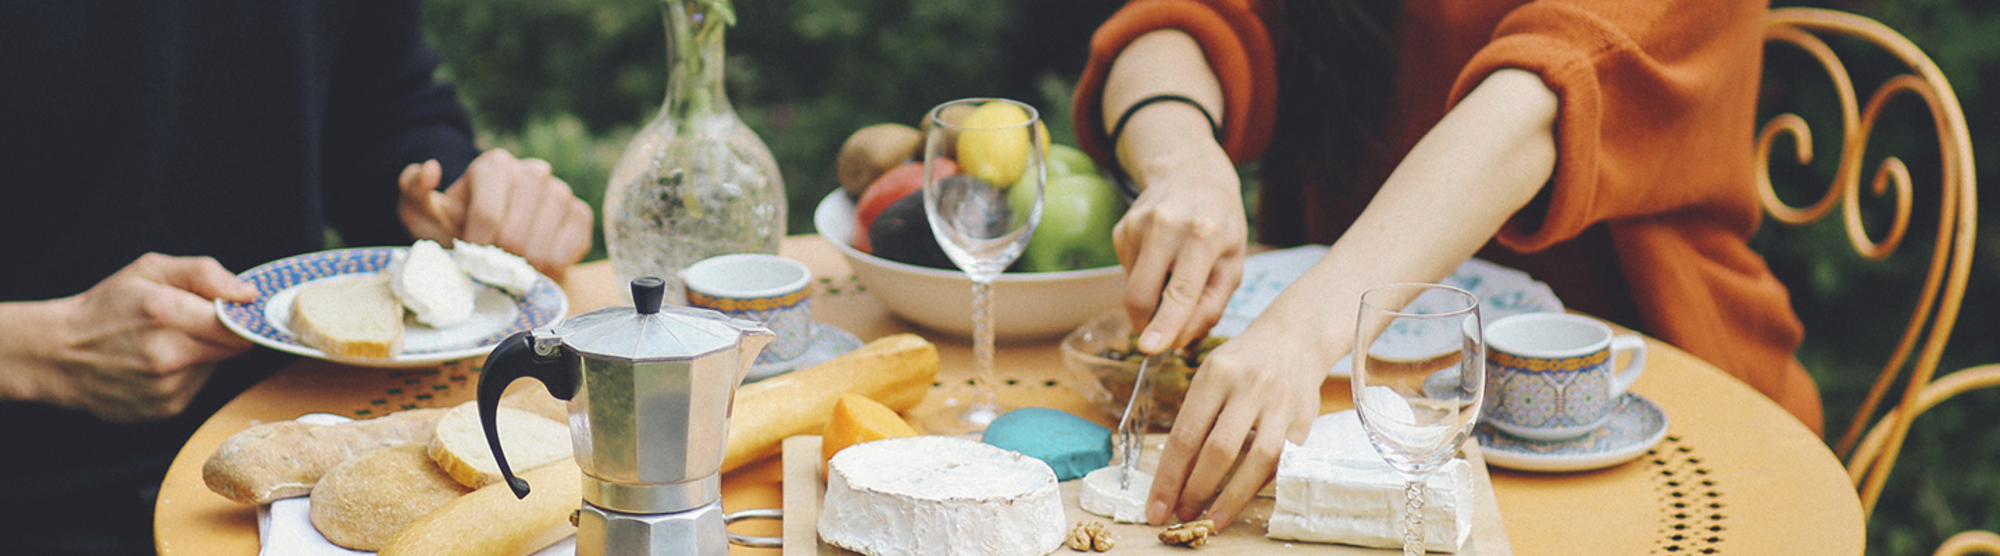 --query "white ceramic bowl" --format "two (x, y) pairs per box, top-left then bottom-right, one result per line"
(814, 191), (1126, 341)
